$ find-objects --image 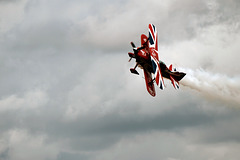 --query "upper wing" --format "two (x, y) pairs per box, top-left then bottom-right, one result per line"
(148, 24), (158, 51)
(148, 24), (165, 90)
